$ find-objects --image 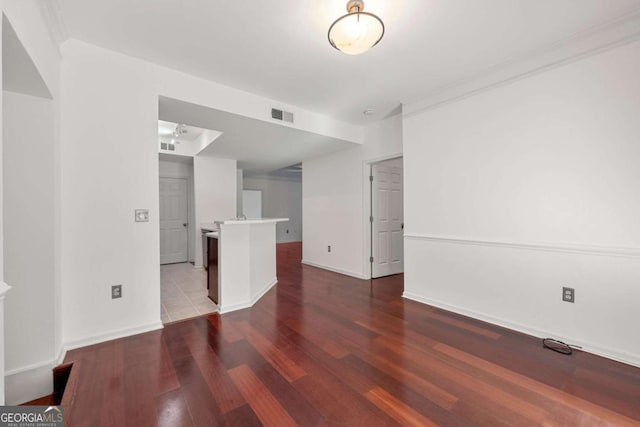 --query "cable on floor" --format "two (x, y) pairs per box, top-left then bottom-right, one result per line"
(542, 338), (573, 355)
